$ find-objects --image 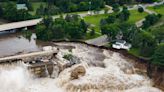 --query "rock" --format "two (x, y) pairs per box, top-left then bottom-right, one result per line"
(70, 65), (86, 80)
